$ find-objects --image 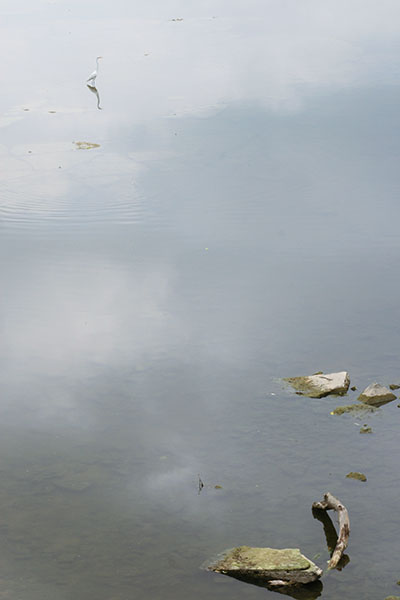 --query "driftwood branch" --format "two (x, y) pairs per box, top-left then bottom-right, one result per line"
(312, 493), (350, 569)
